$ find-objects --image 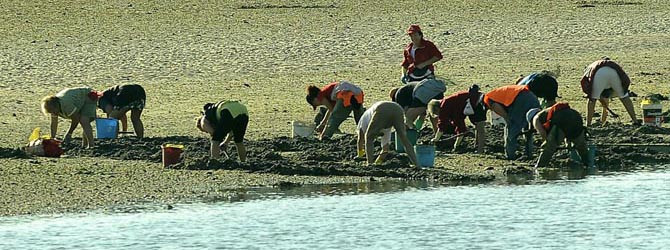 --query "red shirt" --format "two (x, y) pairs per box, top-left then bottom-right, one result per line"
(437, 91), (469, 134)
(317, 82), (337, 106)
(401, 39), (443, 75)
